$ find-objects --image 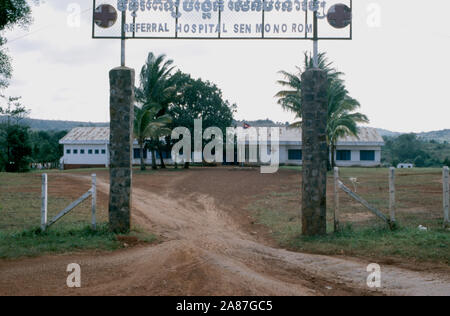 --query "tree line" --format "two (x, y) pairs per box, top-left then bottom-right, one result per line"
(382, 133), (450, 168)
(133, 52), (236, 170)
(0, 95), (65, 172)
